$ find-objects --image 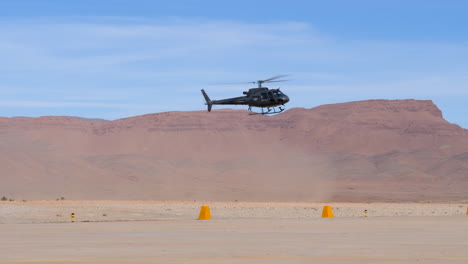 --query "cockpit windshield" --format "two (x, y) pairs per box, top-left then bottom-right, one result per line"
(273, 90), (283, 96)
